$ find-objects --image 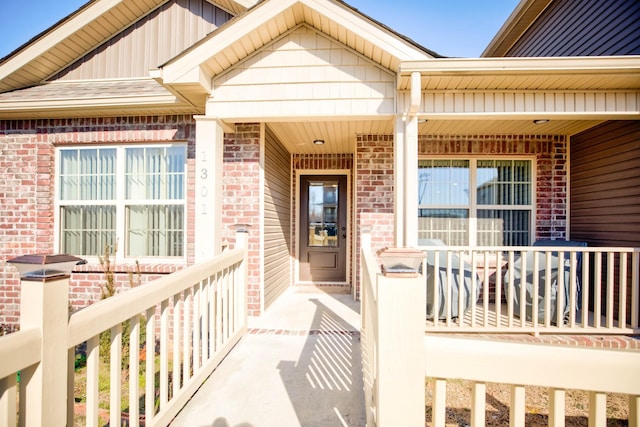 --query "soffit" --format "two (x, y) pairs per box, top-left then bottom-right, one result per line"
(0, 0), (253, 93)
(266, 118), (609, 154)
